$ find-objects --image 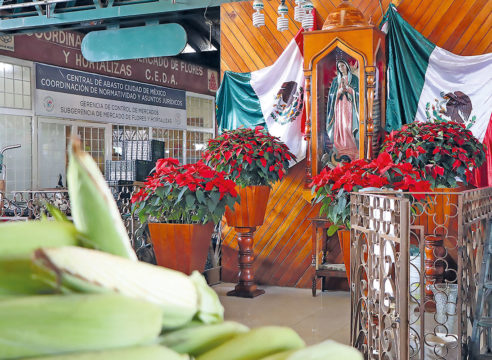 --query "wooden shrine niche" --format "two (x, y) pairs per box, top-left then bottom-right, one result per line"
(303, 0), (386, 184)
